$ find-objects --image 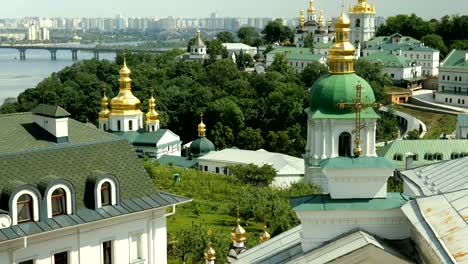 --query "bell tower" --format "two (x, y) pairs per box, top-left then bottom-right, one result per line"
(349, 0), (376, 44)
